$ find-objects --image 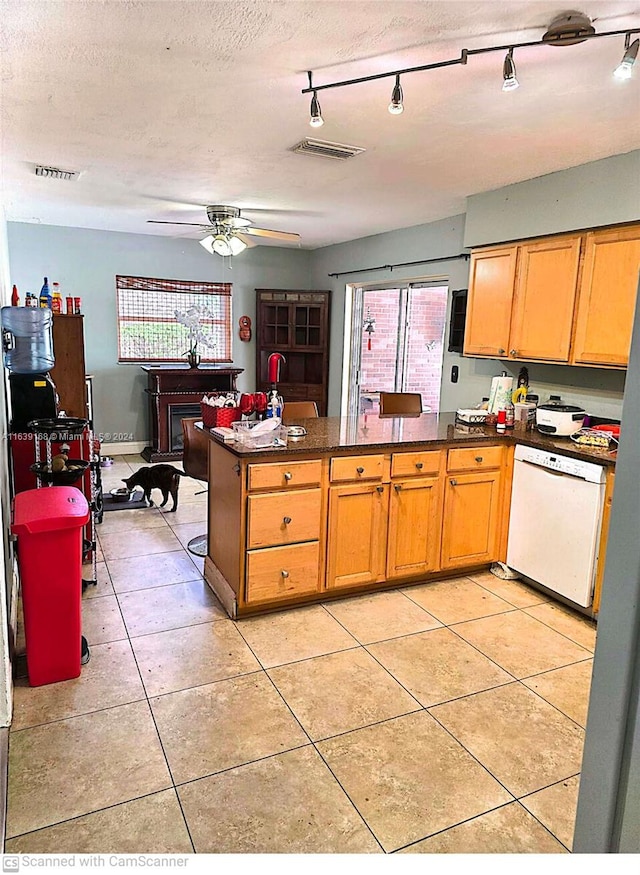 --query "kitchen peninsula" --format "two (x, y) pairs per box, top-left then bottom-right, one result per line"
(202, 413), (616, 619)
